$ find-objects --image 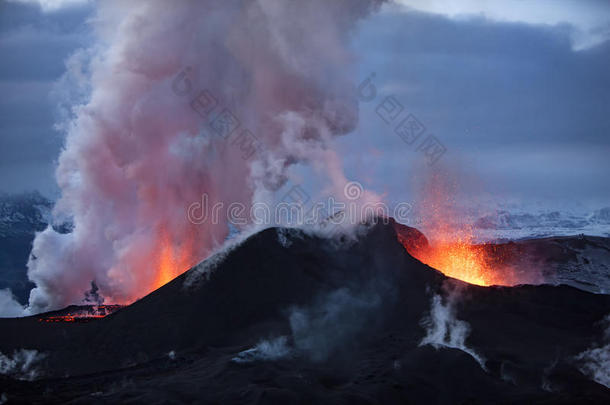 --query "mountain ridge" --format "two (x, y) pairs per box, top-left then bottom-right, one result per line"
(0, 220), (609, 403)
